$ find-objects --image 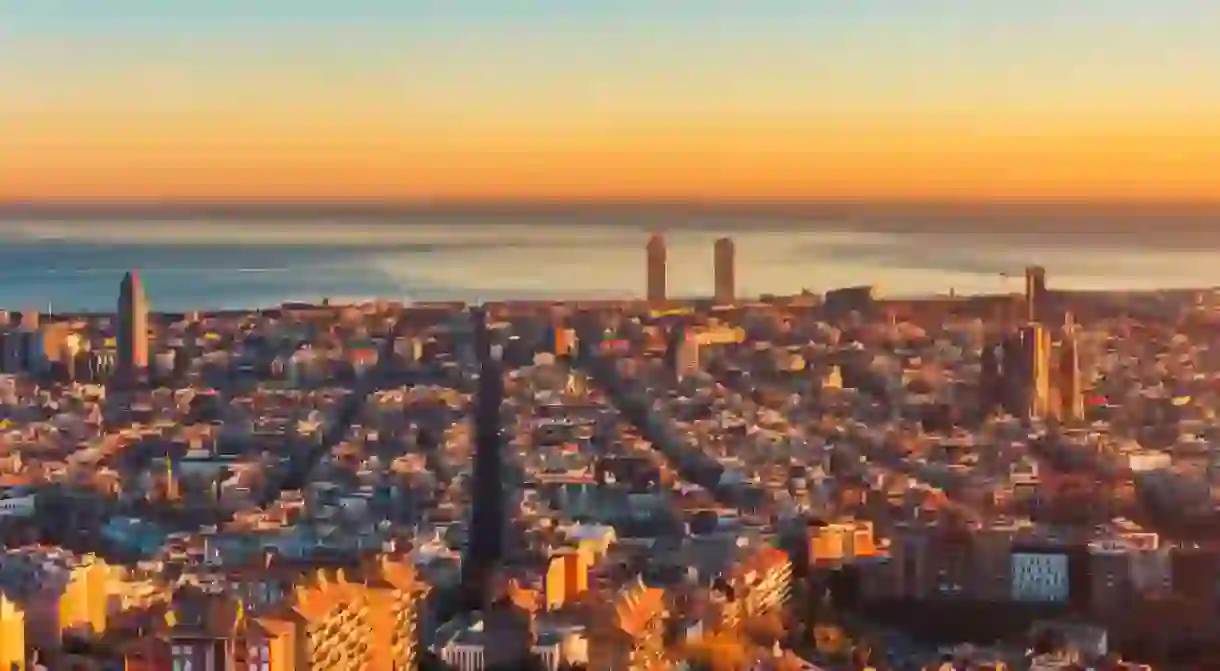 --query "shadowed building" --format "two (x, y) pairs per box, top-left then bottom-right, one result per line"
(463, 306), (507, 610)
(979, 339), (1002, 415)
(713, 237), (735, 304)
(1025, 265), (1047, 322)
(645, 233), (667, 303)
(118, 270), (150, 381)
(1058, 314), (1085, 423)
(1005, 323), (1051, 420)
